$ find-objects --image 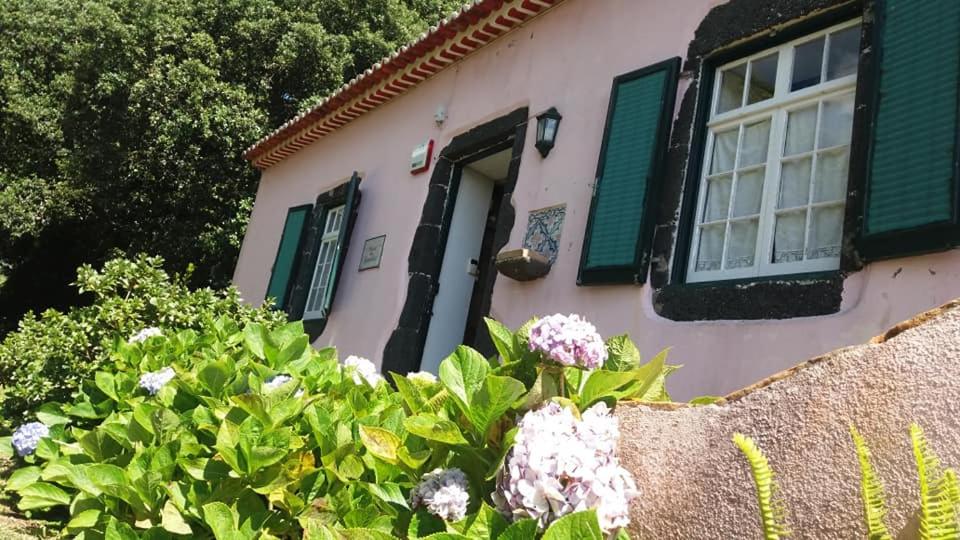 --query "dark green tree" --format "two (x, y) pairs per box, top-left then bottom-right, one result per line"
(0, 0), (462, 332)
